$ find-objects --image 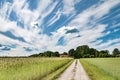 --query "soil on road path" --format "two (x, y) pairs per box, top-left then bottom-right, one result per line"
(57, 59), (90, 80)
